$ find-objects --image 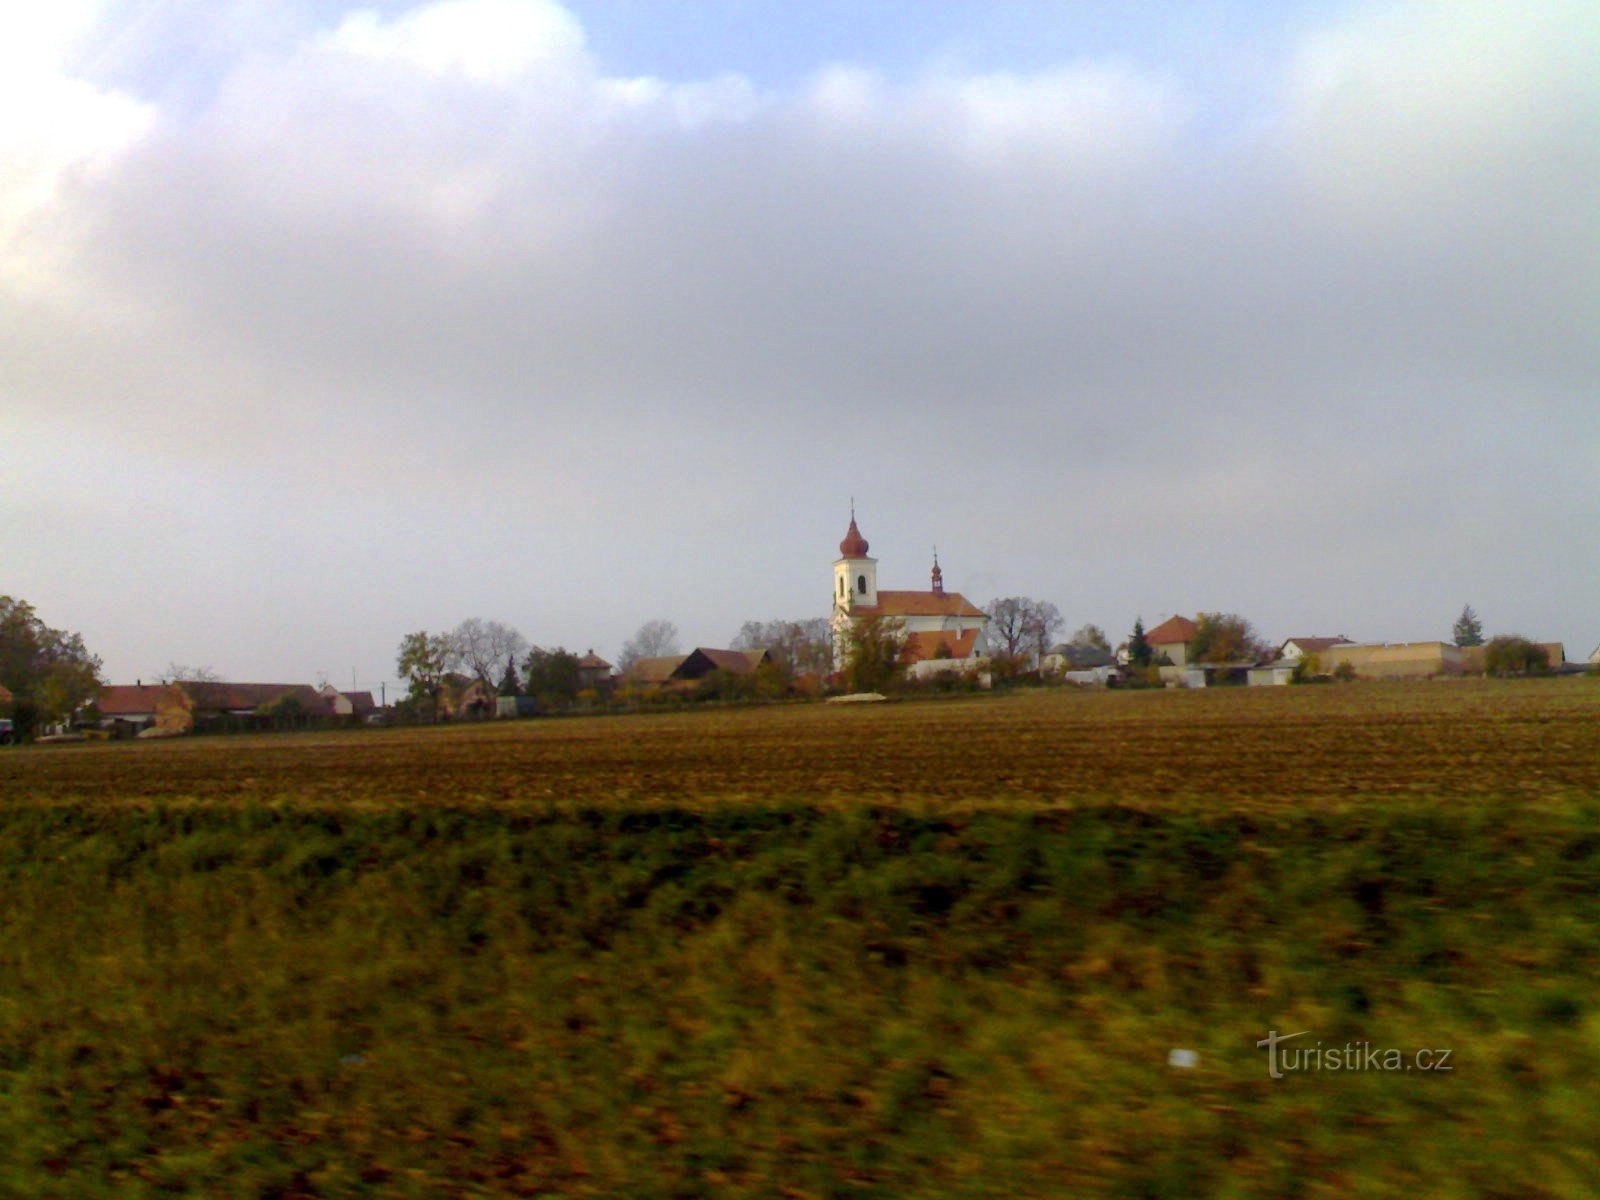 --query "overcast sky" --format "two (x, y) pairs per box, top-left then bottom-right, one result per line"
(2, 0), (1596, 688)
